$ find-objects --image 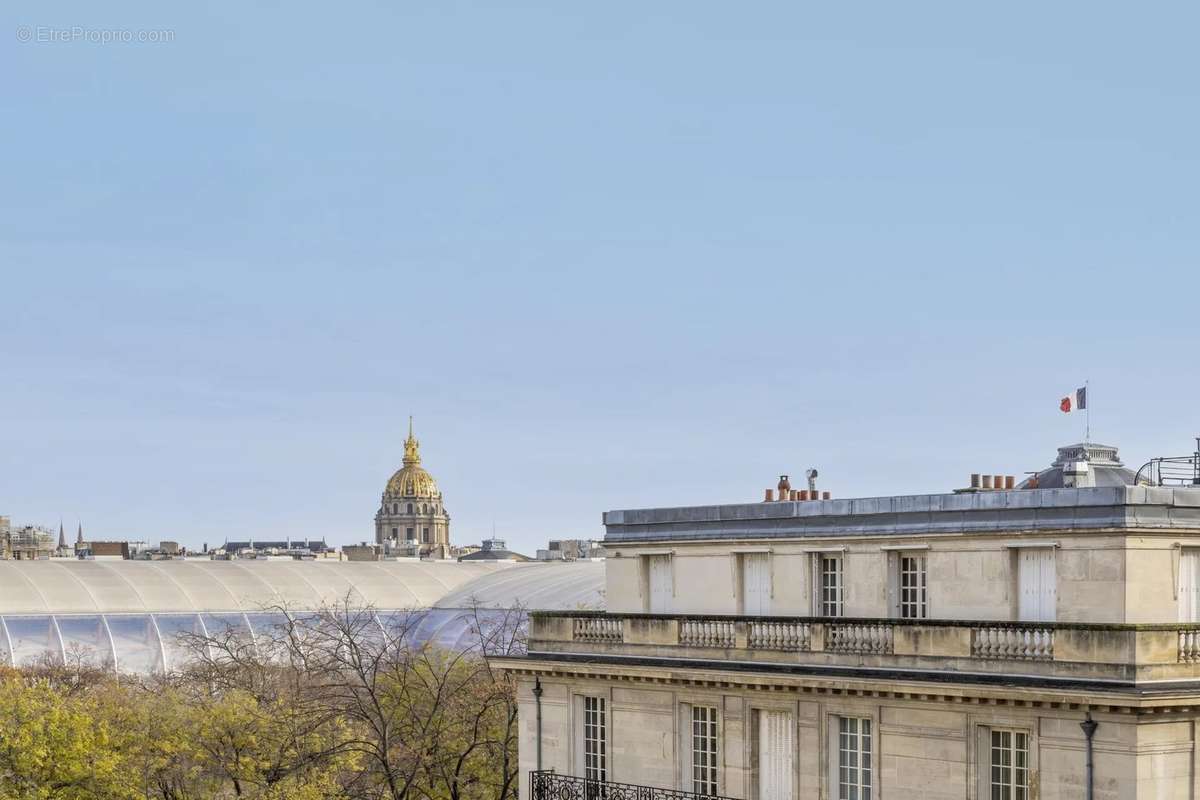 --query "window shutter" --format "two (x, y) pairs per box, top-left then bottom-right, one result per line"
(827, 715), (840, 800)
(975, 725), (991, 800)
(574, 695), (586, 777)
(680, 703), (693, 792)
